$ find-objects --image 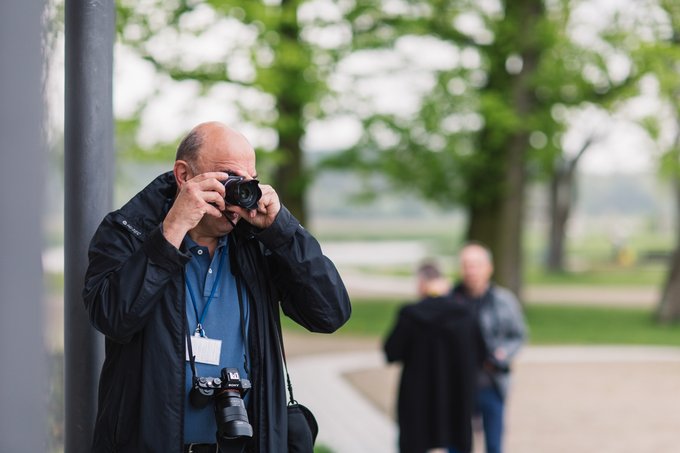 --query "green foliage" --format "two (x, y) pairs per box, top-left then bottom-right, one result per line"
(116, 118), (176, 164)
(111, 0), (680, 289)
(114, 0), (344, 221)
(526, 266), (666, 287)
(319, 1), (646, 284)
(631, 2), (680, 180)
(282, 298), (403, 338)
